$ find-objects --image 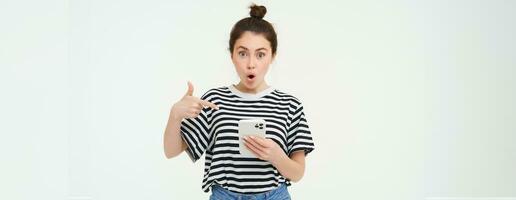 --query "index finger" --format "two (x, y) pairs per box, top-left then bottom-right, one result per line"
(198, 99), (219, 110)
